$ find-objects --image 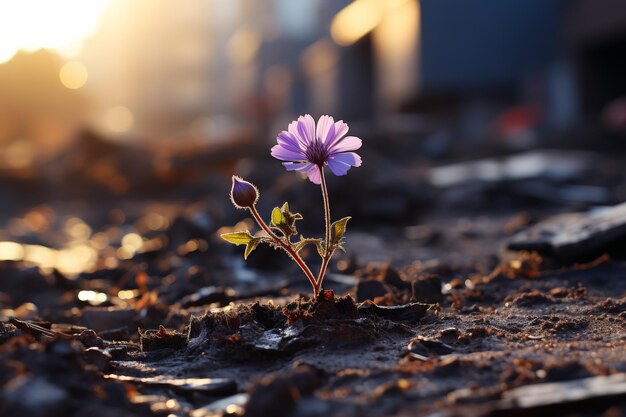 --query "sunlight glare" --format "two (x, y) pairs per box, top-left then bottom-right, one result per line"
(0, 0), (110, 64)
